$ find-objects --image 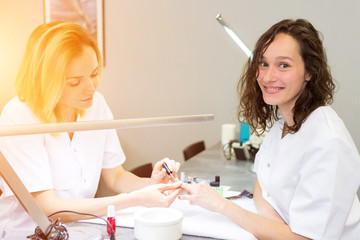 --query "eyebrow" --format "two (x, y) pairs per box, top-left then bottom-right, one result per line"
(66, 65), (99, 80)
(261, 56), (294, 61)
